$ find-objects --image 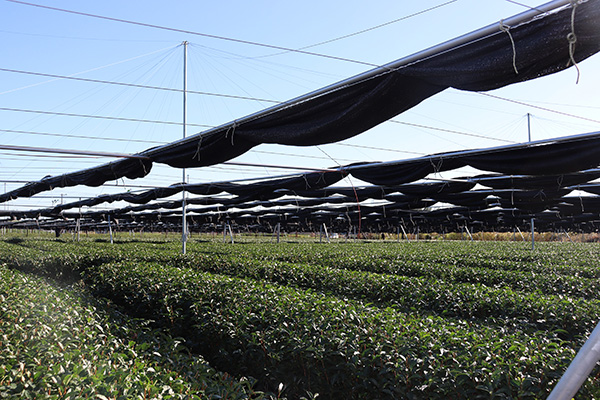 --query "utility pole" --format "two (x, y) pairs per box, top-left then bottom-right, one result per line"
(181, 41), (188, 255)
